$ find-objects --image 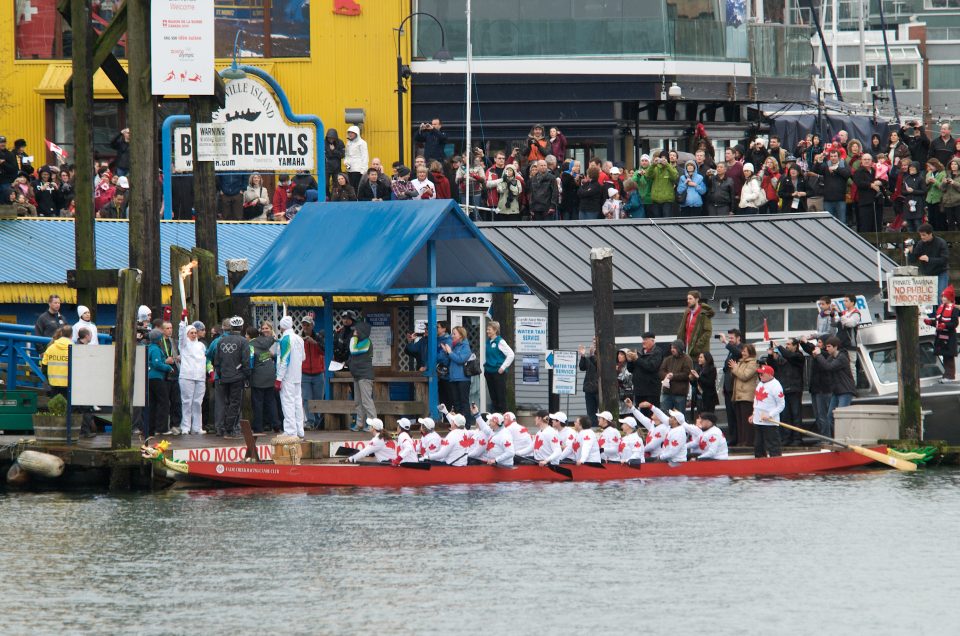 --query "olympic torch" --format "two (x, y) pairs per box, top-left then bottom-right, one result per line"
(179, 260), (198, 320)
